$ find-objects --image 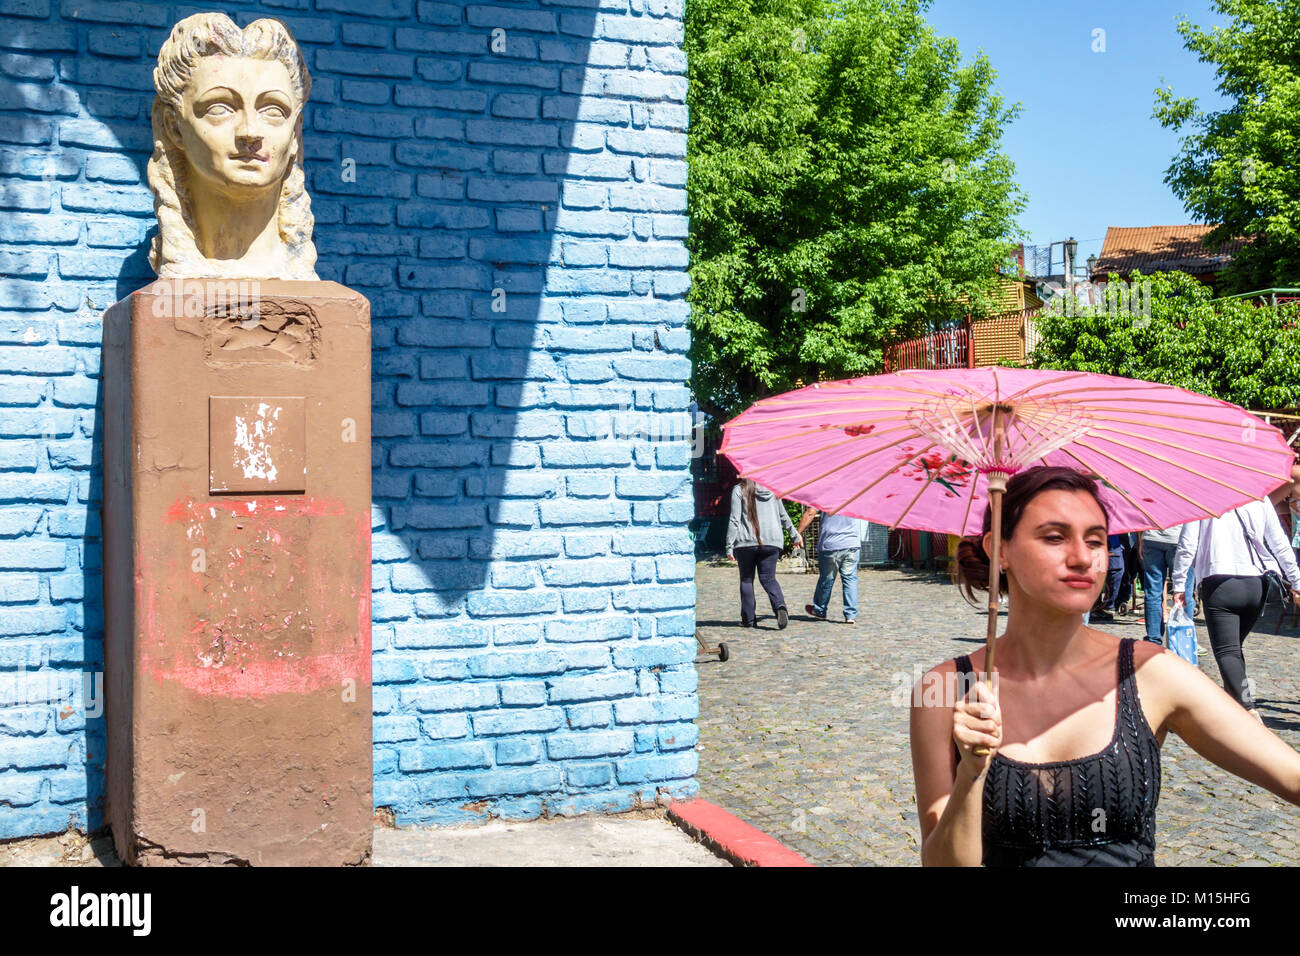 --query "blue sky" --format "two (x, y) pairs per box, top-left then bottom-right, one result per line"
(925, 0), (1229, 268)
